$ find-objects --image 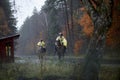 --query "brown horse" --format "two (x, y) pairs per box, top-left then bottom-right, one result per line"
(55, 40), (65, 60)
(37, 46), (46, 61)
